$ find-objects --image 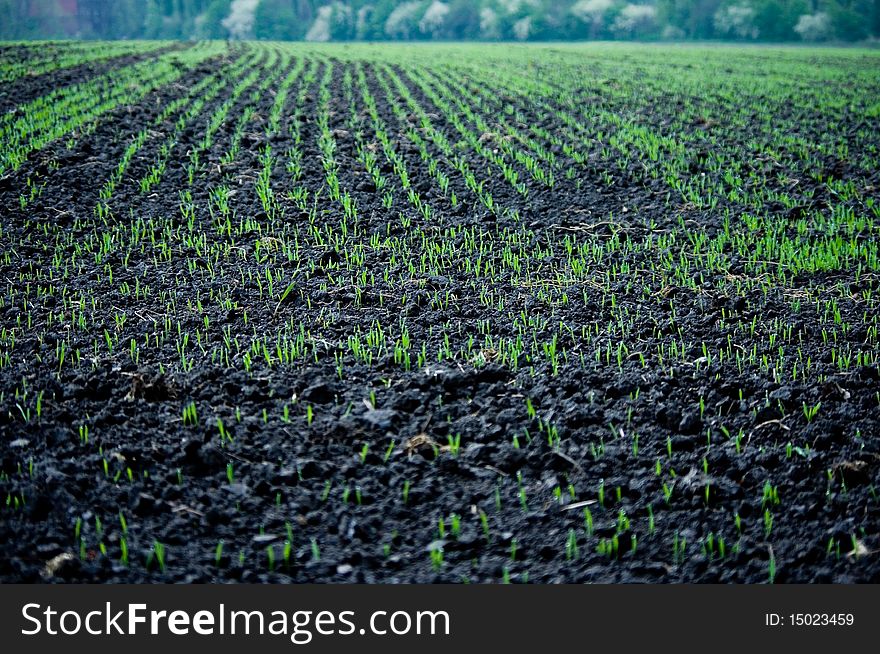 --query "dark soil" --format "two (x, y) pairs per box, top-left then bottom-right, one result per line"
(0, 48), (878, 584)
